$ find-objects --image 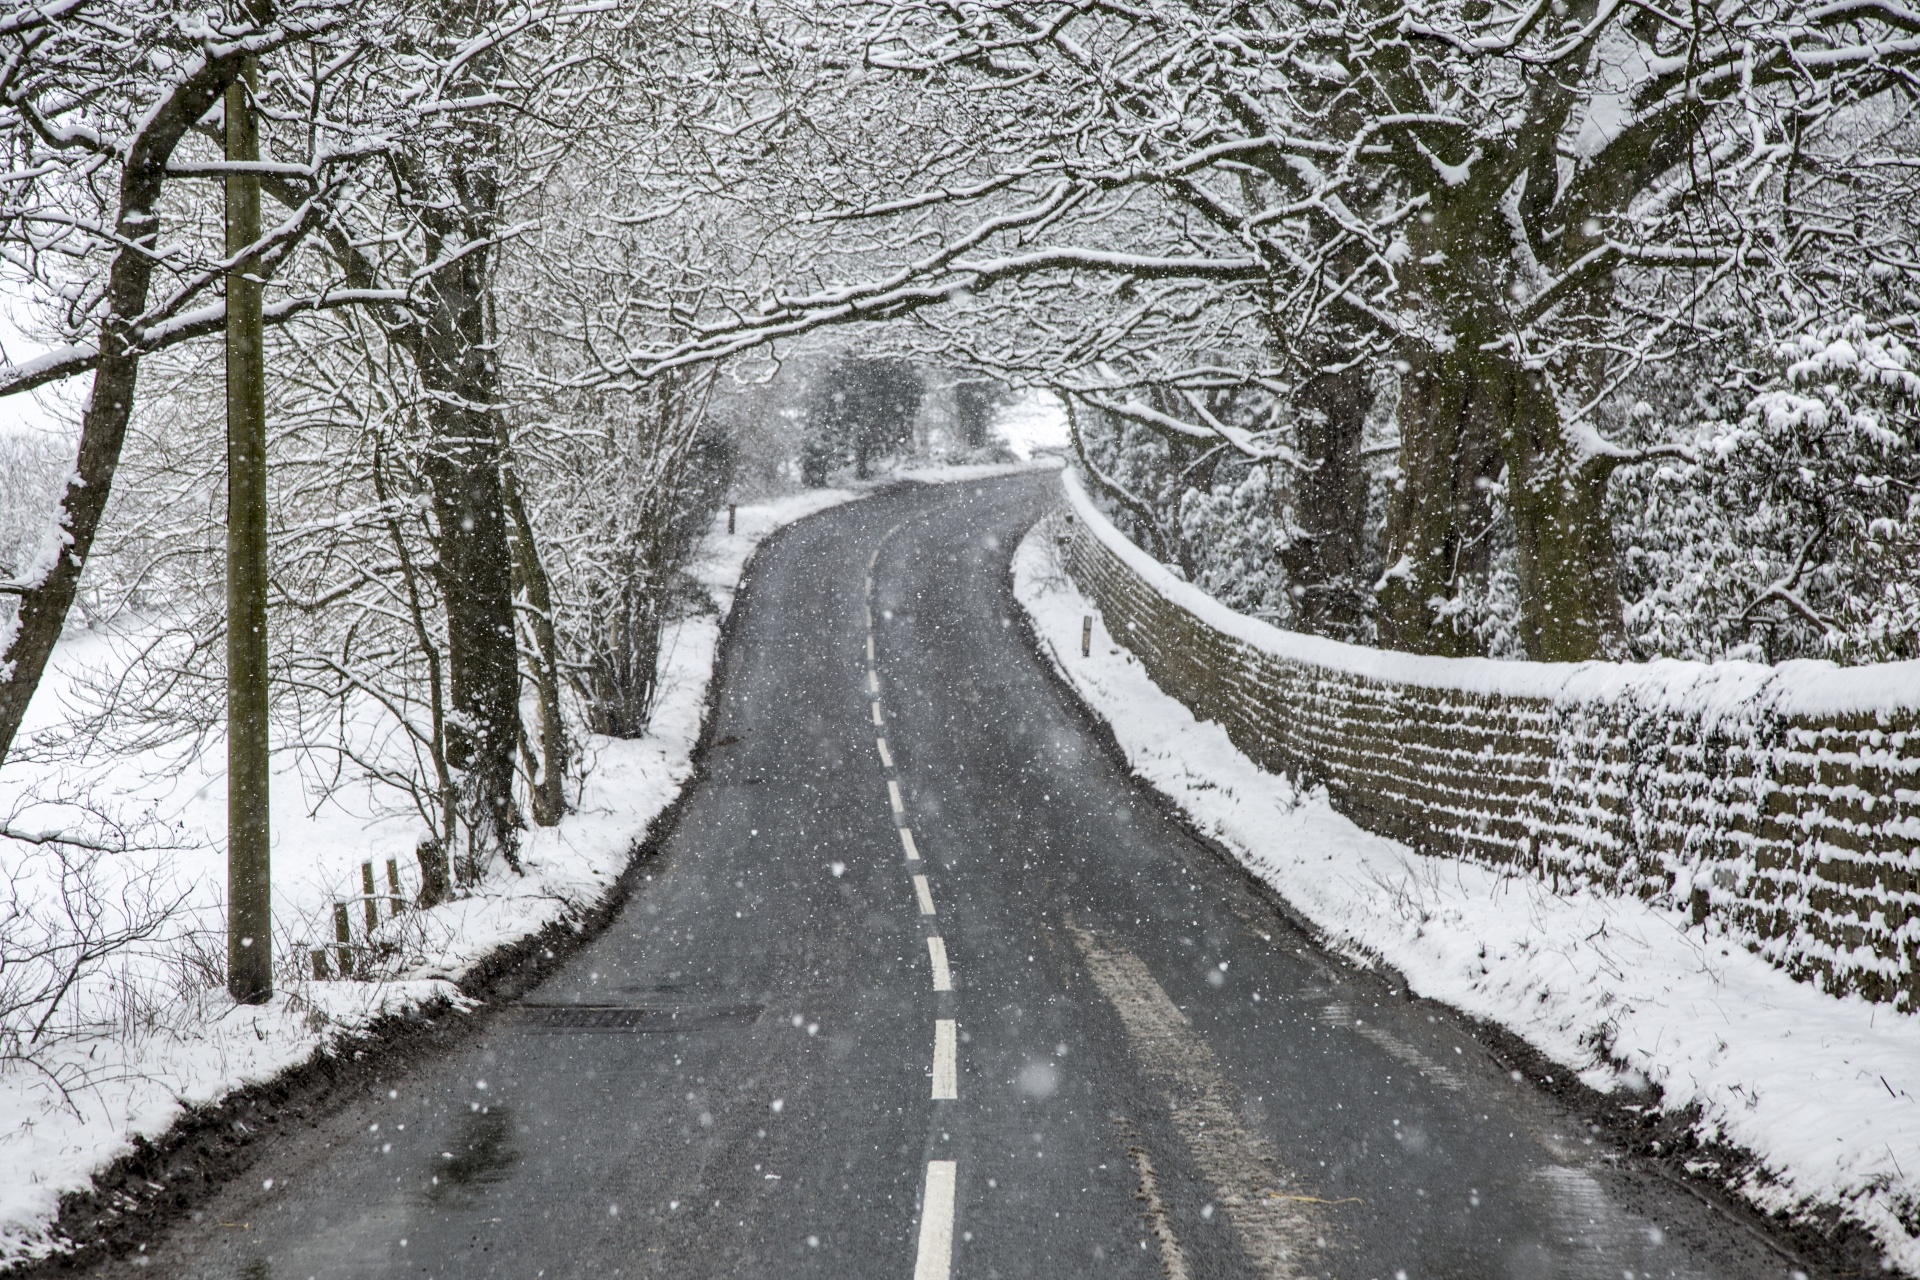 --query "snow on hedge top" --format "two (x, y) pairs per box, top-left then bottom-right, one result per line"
(1061, 468), (1920, 720)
